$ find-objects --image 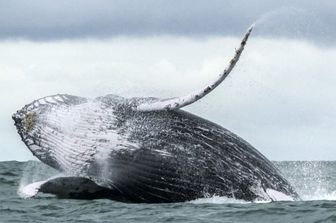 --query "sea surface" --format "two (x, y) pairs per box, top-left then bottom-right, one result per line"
(0, 161), (336, 223)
